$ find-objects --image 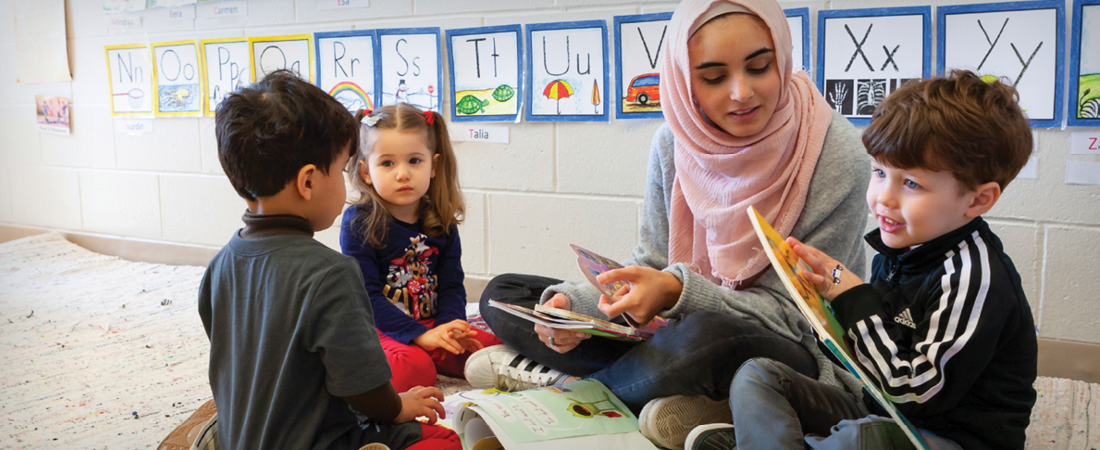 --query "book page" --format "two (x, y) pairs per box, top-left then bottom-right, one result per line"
(488, 300), (646, 341)
(452, 380), (644, 446)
